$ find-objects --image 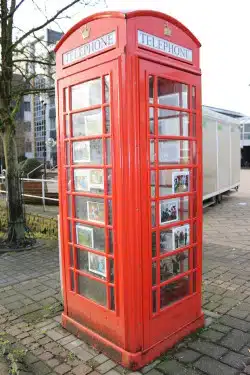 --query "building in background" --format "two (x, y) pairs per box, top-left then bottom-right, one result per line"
(25, 28), (63, 167)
